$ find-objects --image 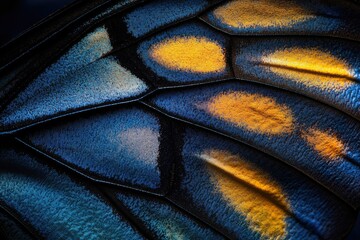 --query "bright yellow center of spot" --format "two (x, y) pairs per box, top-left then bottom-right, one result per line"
(149, 36), (226, 73)
(200, 149), (289, 239)
(302, 128), (346, 161)
(213, 0), (313, 28)
(261, 48), (354, 91)
(205, 91), (294, 135)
